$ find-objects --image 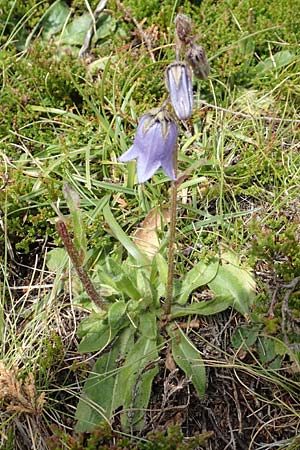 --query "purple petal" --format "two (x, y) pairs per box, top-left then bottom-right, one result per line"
(118, 145), (139, 162)
(136, 158), (161, 183)
(119, 112), (178, 183)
